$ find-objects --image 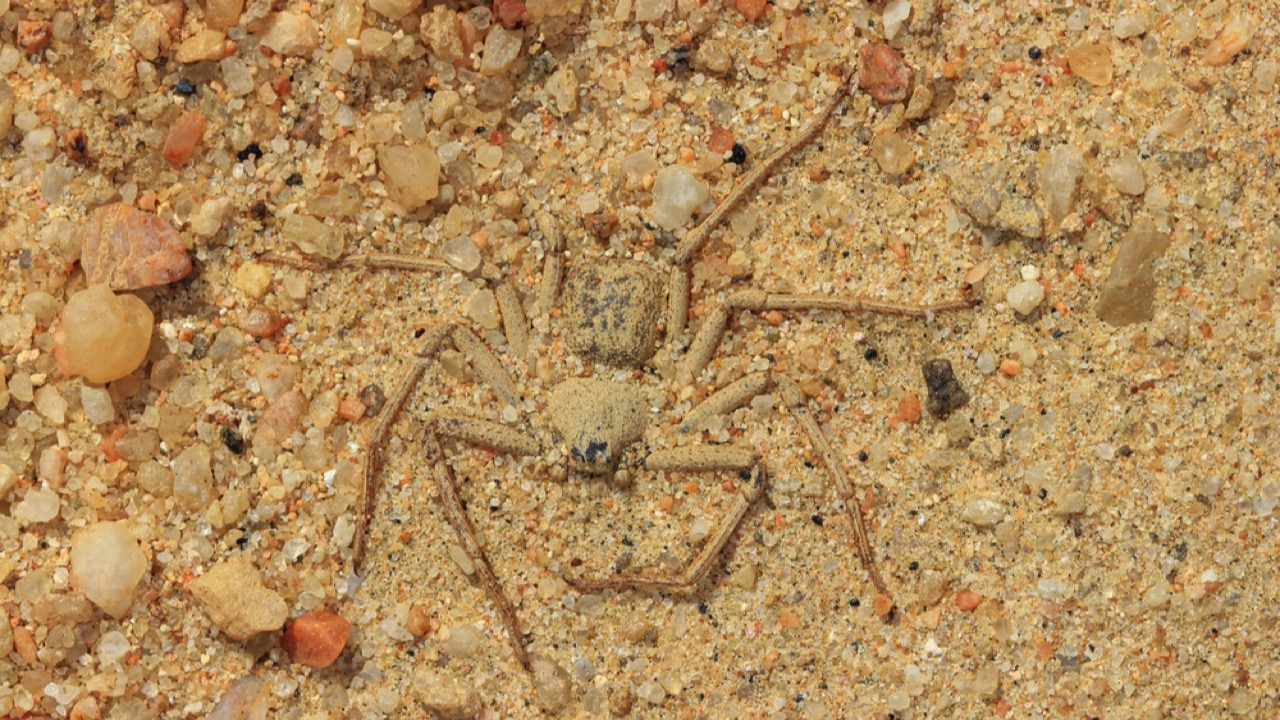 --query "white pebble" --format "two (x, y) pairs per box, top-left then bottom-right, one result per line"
(81, 385), (116, 425)
(650, 165), (708, 230)
(13, 486), (60, 524)
(71, 521), (148, 618)
(441, 237), (482, 273)
(961, 497), (1005, 527)
(1006, 280), (1045, 315)
(96, 630), (131, 665)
